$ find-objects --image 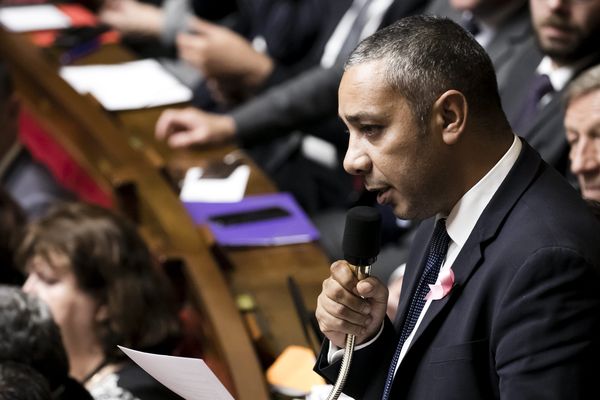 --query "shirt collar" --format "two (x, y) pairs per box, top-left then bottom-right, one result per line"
(440, 135), (522, 248)
(536, 55), (597, 92)
(536, 57), (575, 91)
(320, 0), (392, 68)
